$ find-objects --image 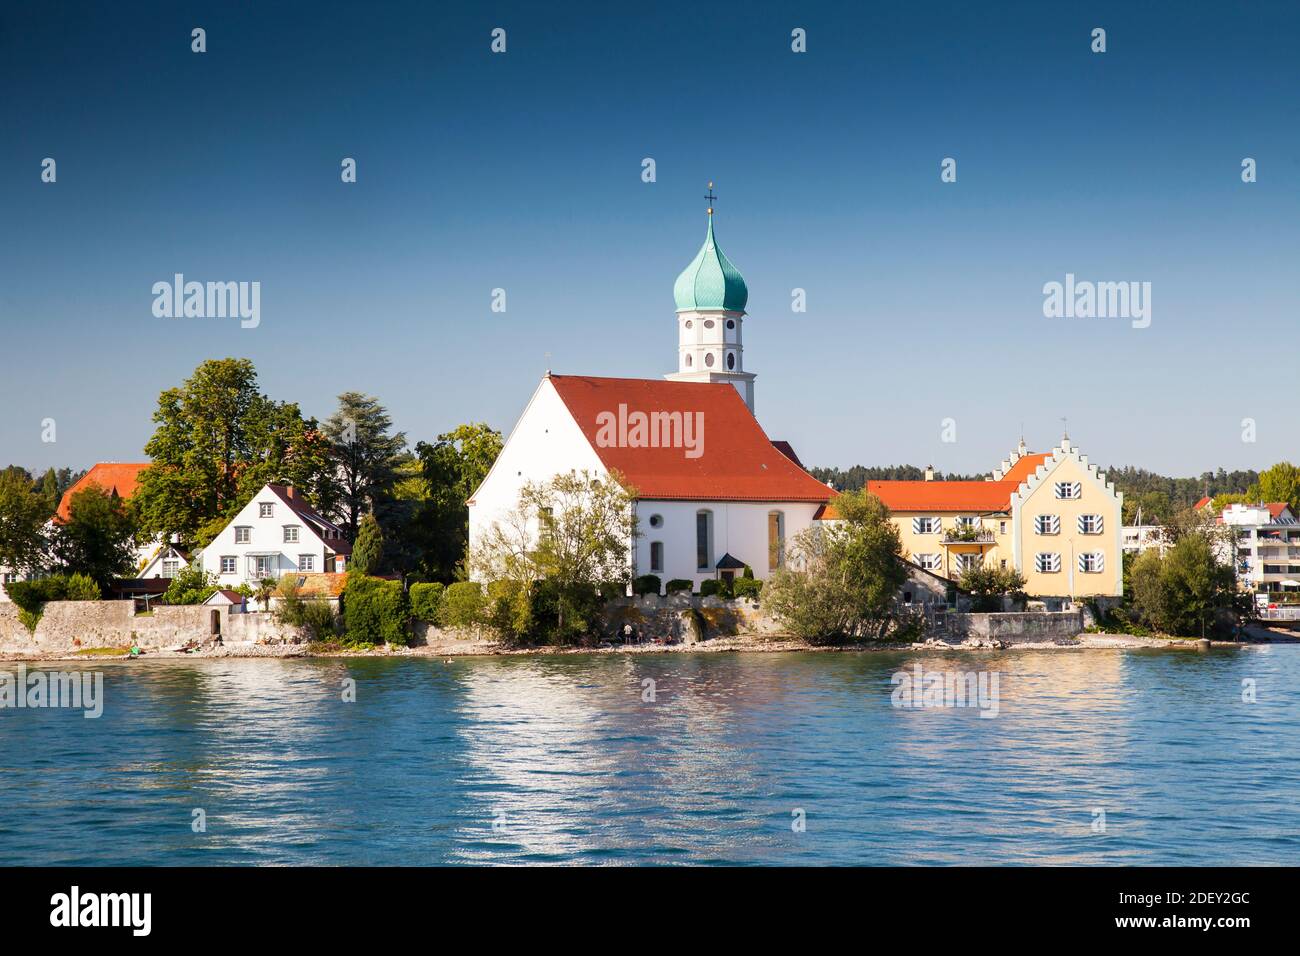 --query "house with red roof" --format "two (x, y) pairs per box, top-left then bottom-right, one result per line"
(820, 437), (1125, 600)
(468, 208), (834, 588)
(200, 483), (351, 587)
